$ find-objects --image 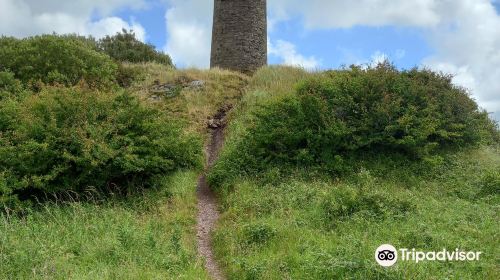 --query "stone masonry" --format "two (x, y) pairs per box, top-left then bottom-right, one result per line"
(210, 0), (267, 74)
